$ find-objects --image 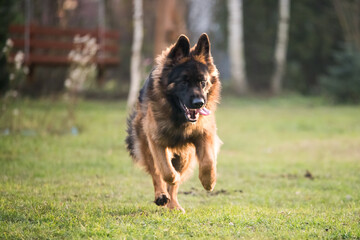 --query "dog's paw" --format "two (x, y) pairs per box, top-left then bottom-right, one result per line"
(154, 193), (170, 206)
(199, 167), (216, 191)
(203, 181), (216, 192)
(167, 202), (185, 213)
(163, 172), (181, 185)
